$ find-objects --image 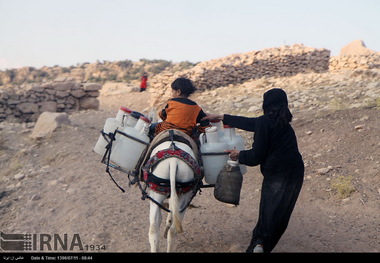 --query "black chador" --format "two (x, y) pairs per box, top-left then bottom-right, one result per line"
(223, 88), (304, 253)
